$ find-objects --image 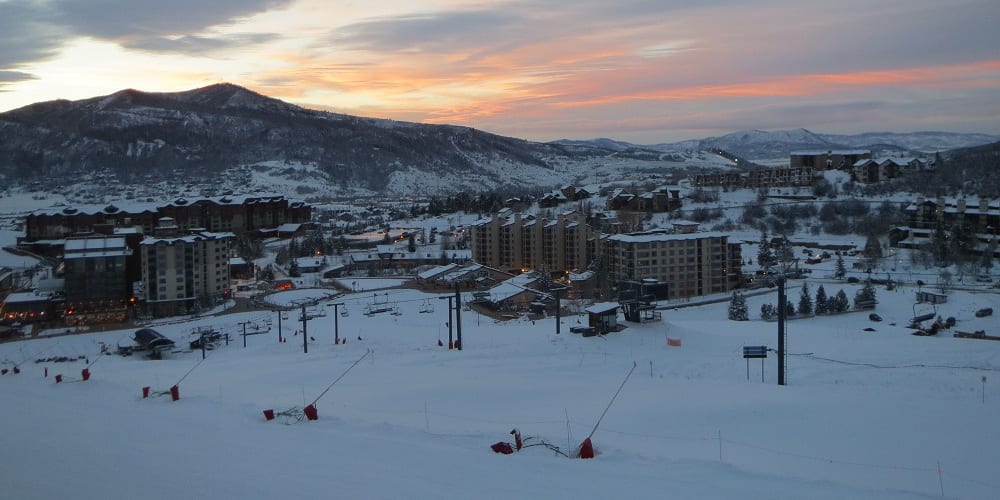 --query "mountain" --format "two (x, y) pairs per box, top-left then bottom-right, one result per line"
(815, 131), (1000, 153)
(0, 83), (605, 196)
(566, 129), (998, 161)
